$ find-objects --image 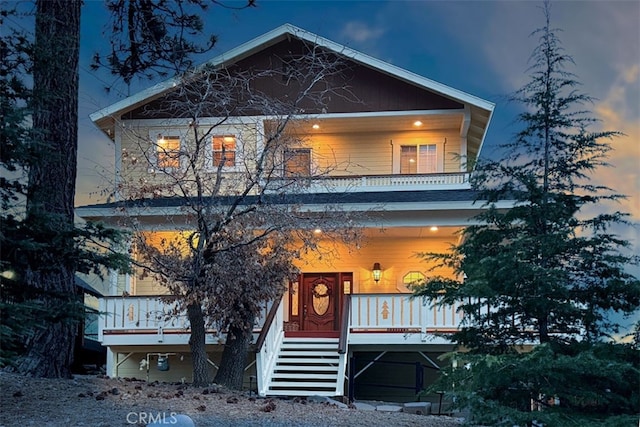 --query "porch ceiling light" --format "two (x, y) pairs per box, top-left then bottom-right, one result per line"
(430, 226), (438, 232)
(312, 123), (320, 129)
(372, 262), (382, 283)
(413, 120), (423, 127)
